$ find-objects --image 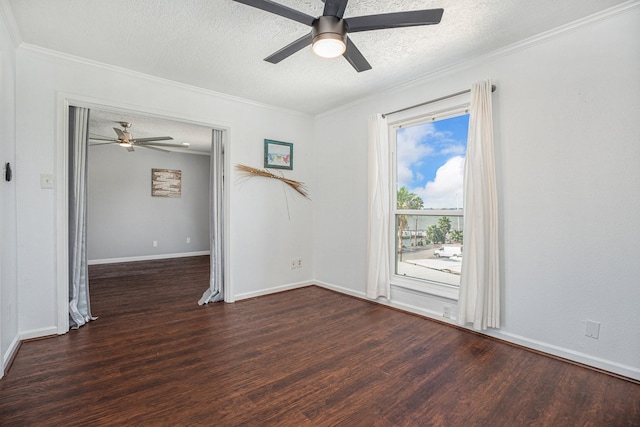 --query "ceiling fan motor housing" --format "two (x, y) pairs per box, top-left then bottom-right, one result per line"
(312, 15), (347, 46)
